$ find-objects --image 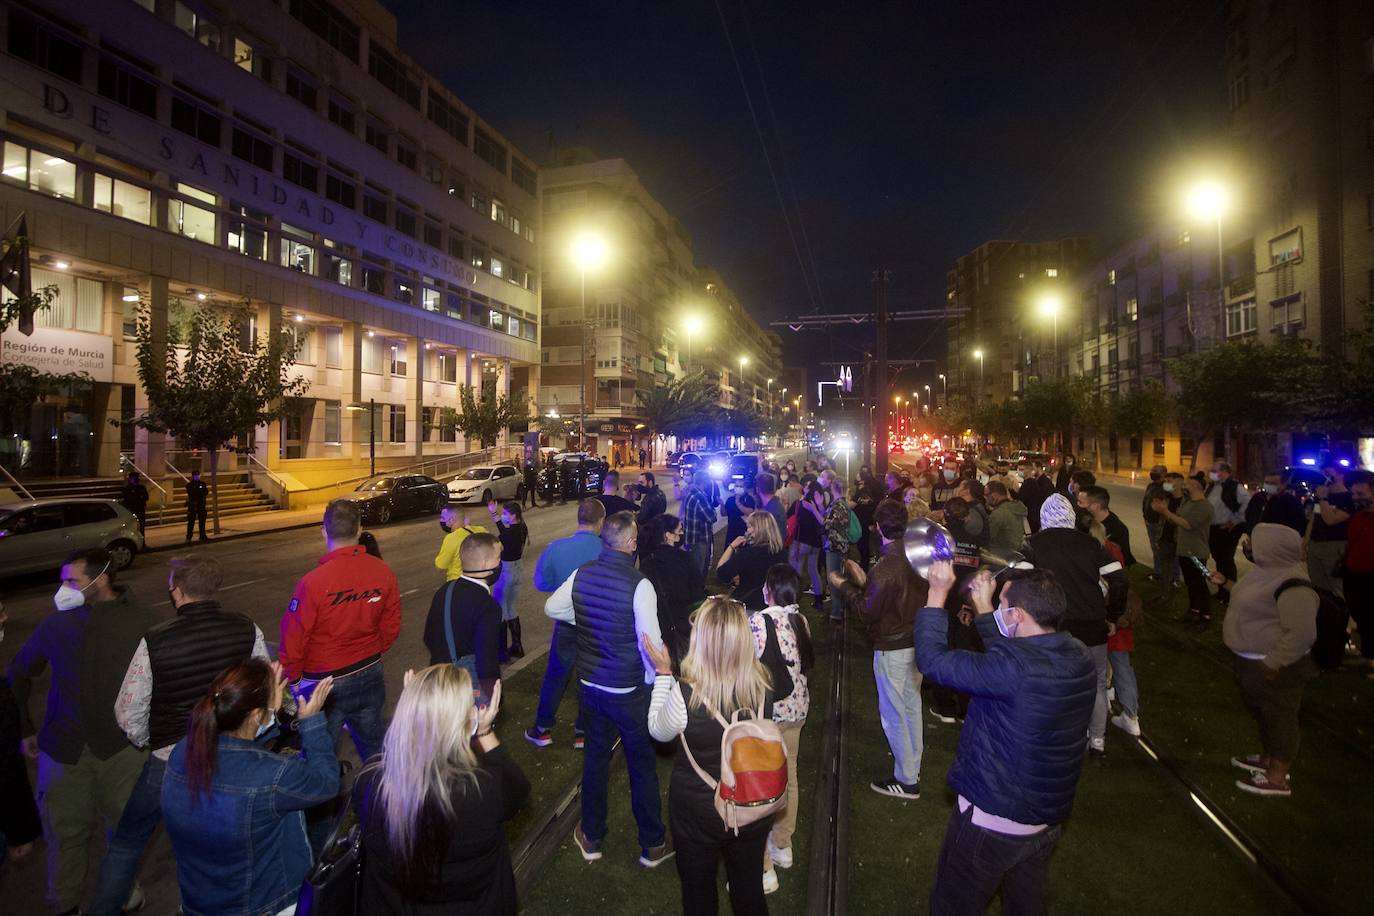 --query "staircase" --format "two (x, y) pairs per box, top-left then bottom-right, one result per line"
(154, 472), (277, 525)
(16, 478), (125, 501)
